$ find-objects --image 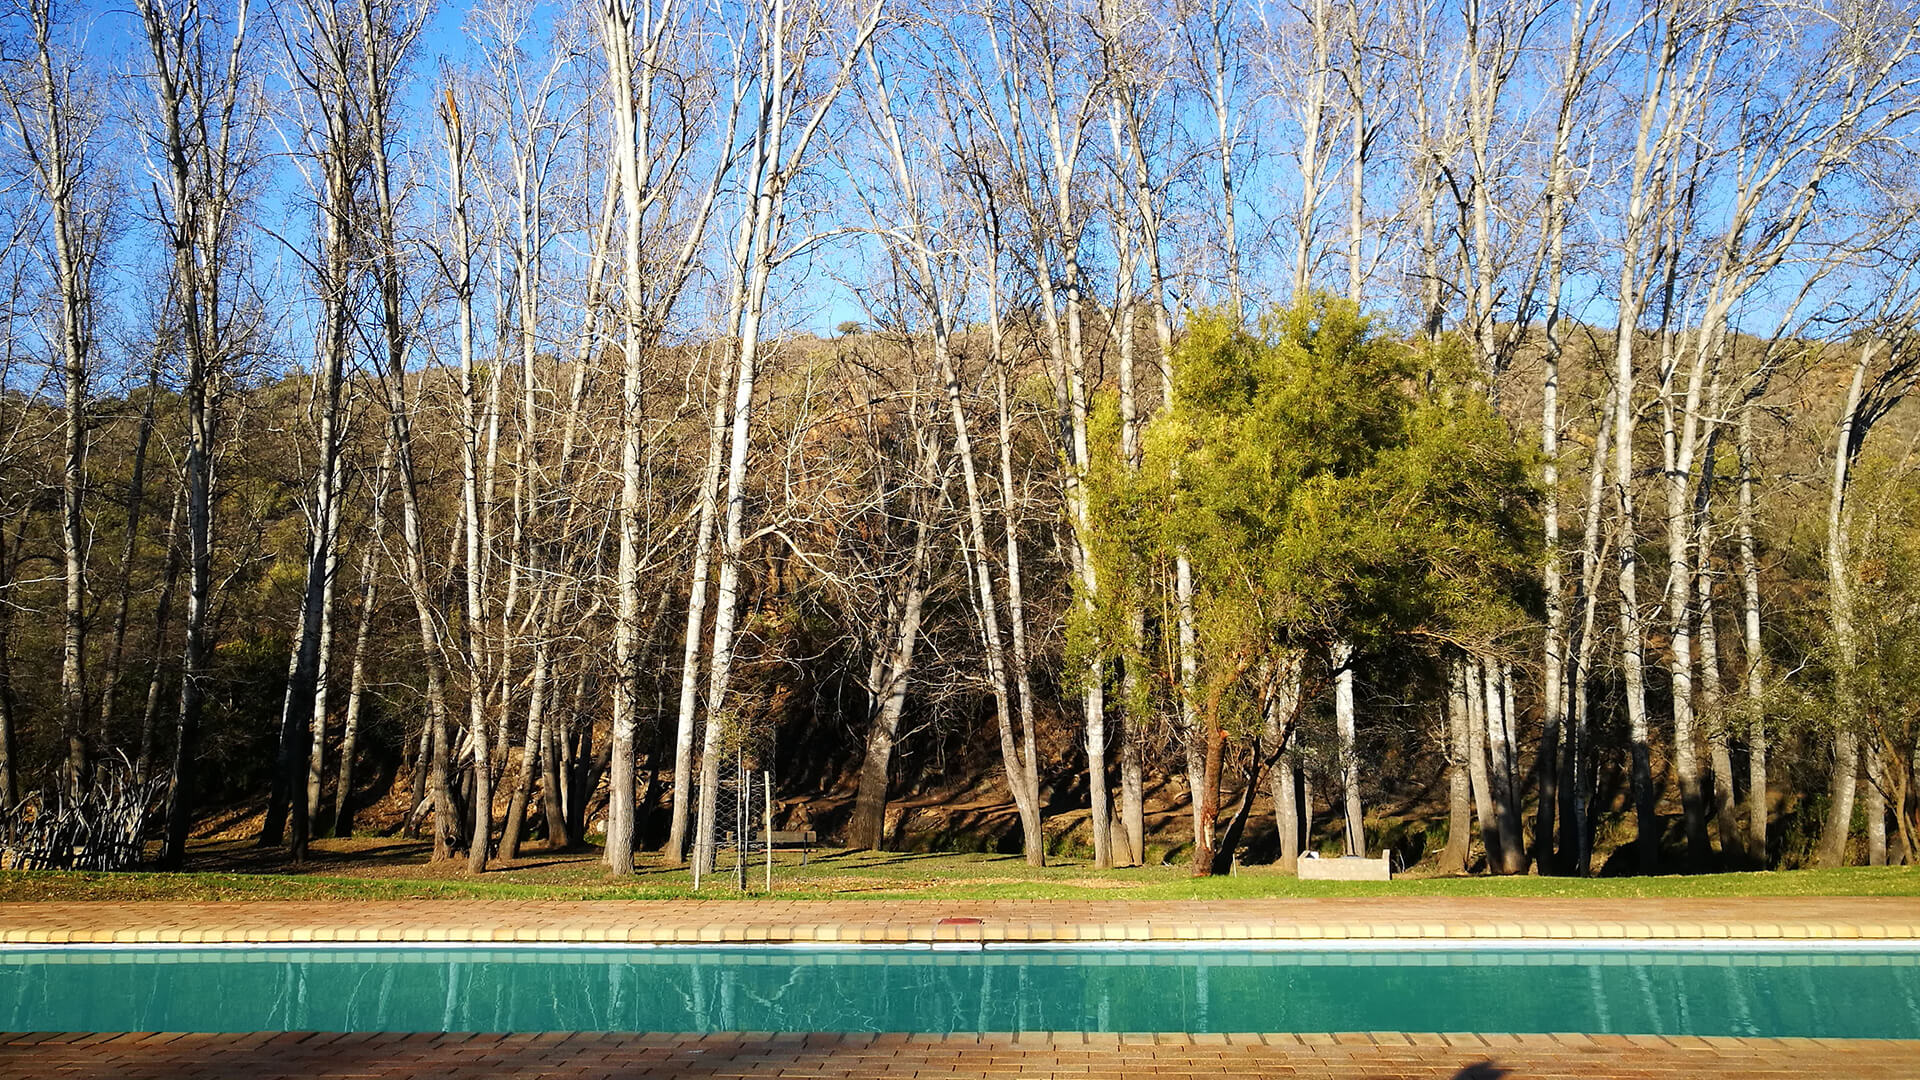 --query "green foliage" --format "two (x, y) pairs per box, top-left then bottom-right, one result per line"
(1838, 453), (1920, 708)
(1814, 450), (1920, 853)
(1067, 394), (1165, 718)
(1076, 295), (1539, 742)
